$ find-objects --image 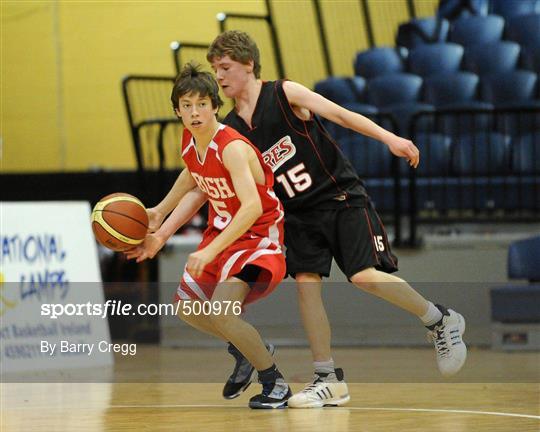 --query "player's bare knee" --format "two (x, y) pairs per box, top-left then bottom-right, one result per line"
(208, 312), (235, 333)
(176, 301), (196, 324)
(350, 268), (381, 293)
(297, 285), (322, 301)
(296, 273), (321, 299)
(295, 272), (321, 283)
(175, 301), (188, 320)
